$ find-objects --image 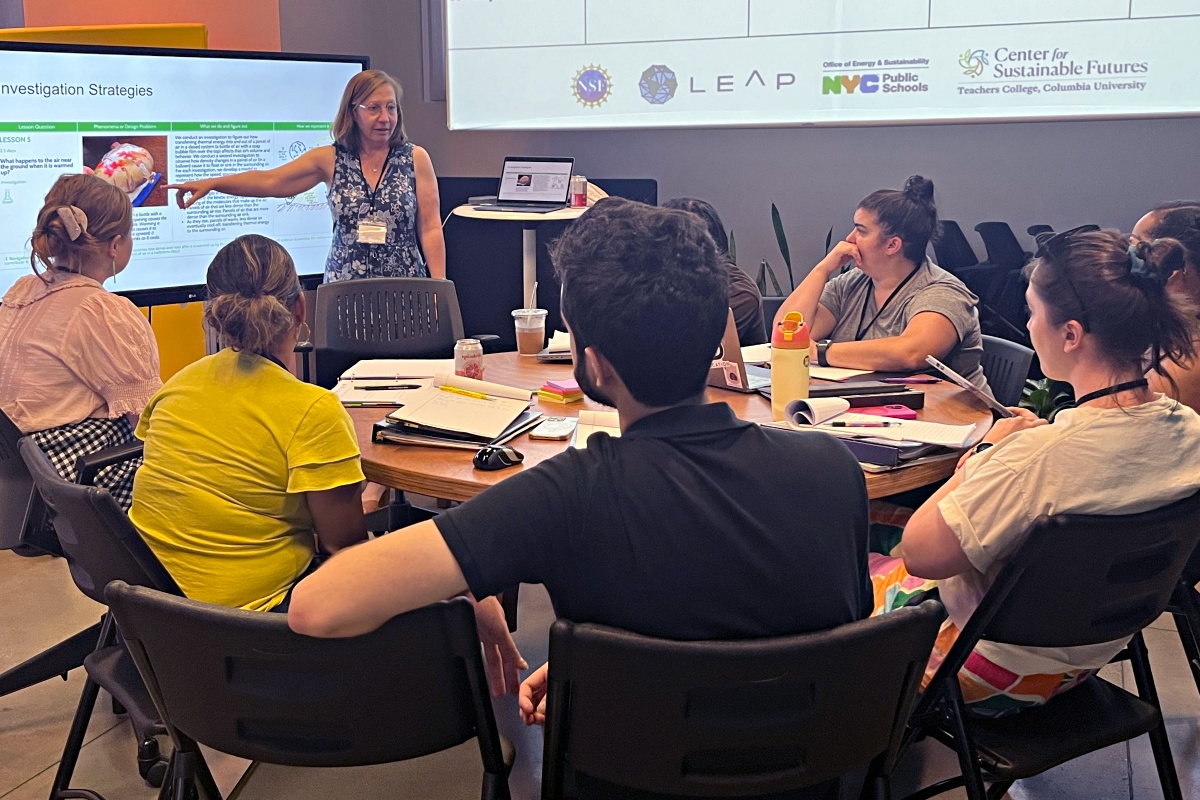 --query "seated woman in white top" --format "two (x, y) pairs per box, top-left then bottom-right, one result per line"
(0, 174), (160, 537)
(775, 175), (990, 390)
(873, 226), (1200, 716)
